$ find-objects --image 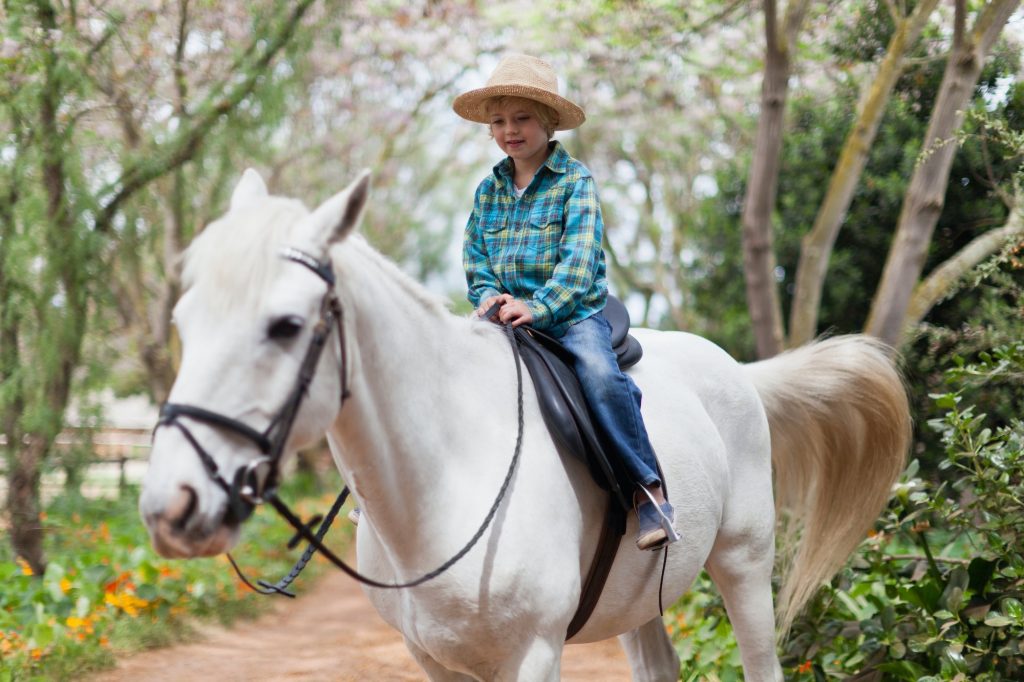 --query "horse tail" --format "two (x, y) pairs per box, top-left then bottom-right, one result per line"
(742, 335), (911, 637)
